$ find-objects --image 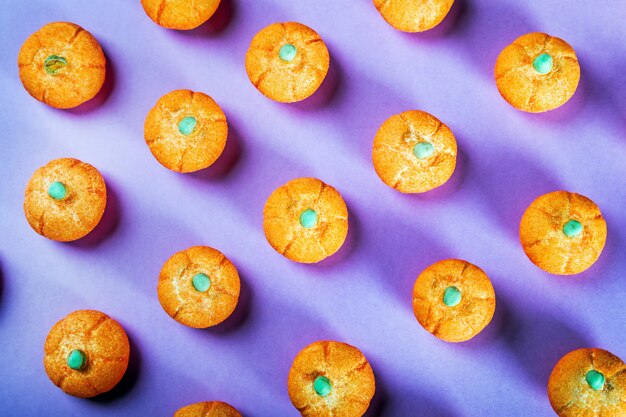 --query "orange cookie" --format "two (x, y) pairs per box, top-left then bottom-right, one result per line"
(158, 246), (240, 328)
(373, 0), (455, 32)
(548, 348), (626, 417)
(263, 178), (348, 264)
(23, 158), (107, 242)
(174, 401), (242, 417)
(372, 110), (457, 193)
(43, 310), (130, 398)
(144, 89), (228, 173)
(141, 0), (222, 30)
(245, 22), (330, 103)
(412, 259), (496, 342)
(519, 191), (607, 275)
(18, 22), (106, 109)
(495, 32), (580, 113)
(288, 341), (376, 417)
